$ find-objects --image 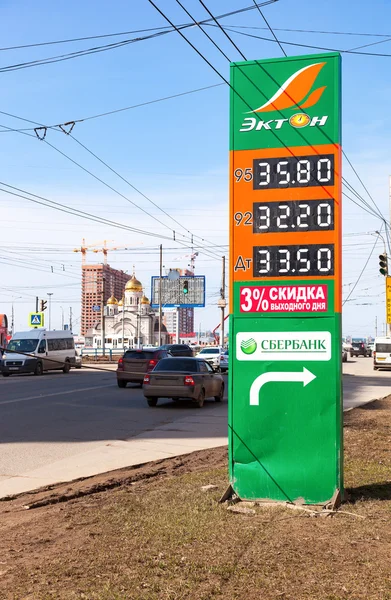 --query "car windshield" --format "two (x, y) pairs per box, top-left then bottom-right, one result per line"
(199, 348), (219, 355)
(153, 358), (197, 372)
(7, 339), (38, 353)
